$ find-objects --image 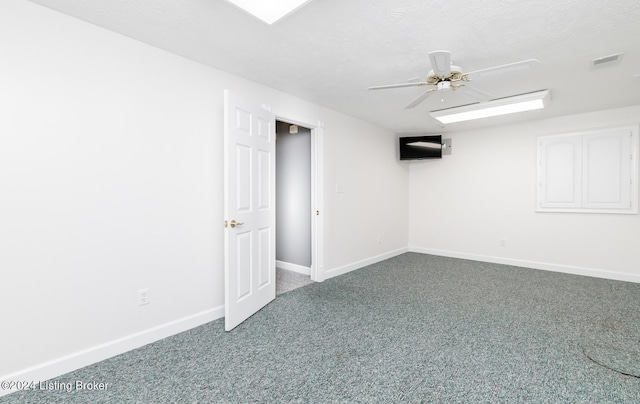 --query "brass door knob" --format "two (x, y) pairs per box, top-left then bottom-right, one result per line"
(229, 219), (244, 228)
